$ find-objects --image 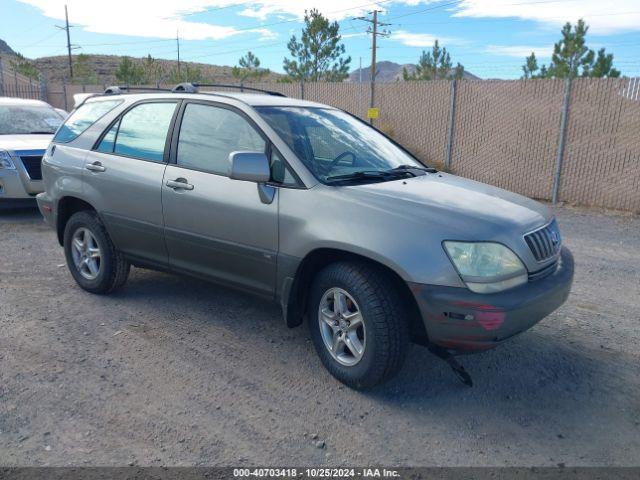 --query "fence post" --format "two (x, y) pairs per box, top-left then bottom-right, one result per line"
(444, 78), (458, 170)
(38, 73), (47, 102)
(552, 77), (572, 204)
(0, 57), (4, 96)
(300, 79), (305, 99)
